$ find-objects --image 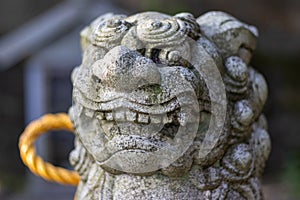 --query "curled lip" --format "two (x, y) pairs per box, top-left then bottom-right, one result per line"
(96, 97), (180, 115)
(74, 87), (183, 115)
